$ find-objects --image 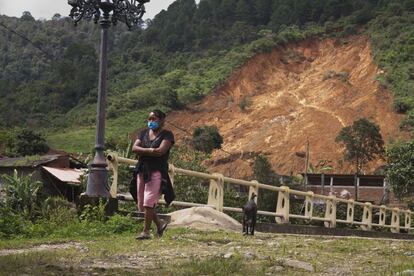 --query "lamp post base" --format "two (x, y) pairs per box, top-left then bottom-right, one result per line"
(86, 165), (110, 198)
